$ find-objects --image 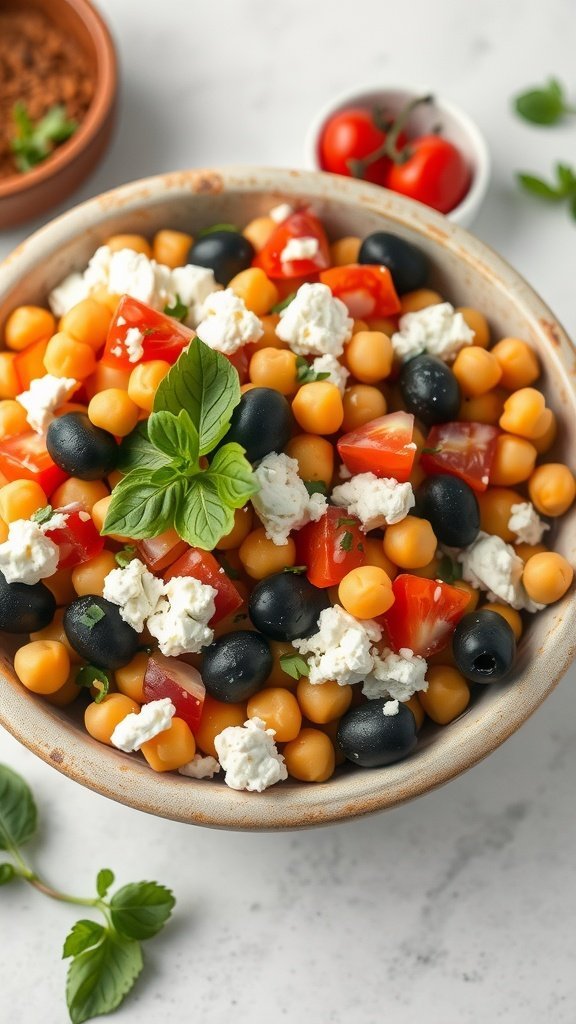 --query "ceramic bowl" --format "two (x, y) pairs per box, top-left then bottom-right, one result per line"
(305, 84), (491, 228)
(0, 167), (574, 831)
(0, 0), (117, 229)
